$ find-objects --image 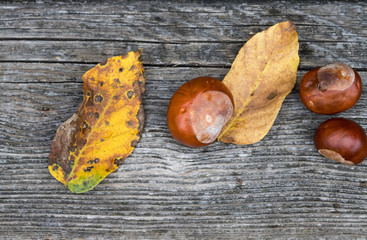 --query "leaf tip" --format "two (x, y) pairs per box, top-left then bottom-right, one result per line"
(279, 20), (296, 31)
